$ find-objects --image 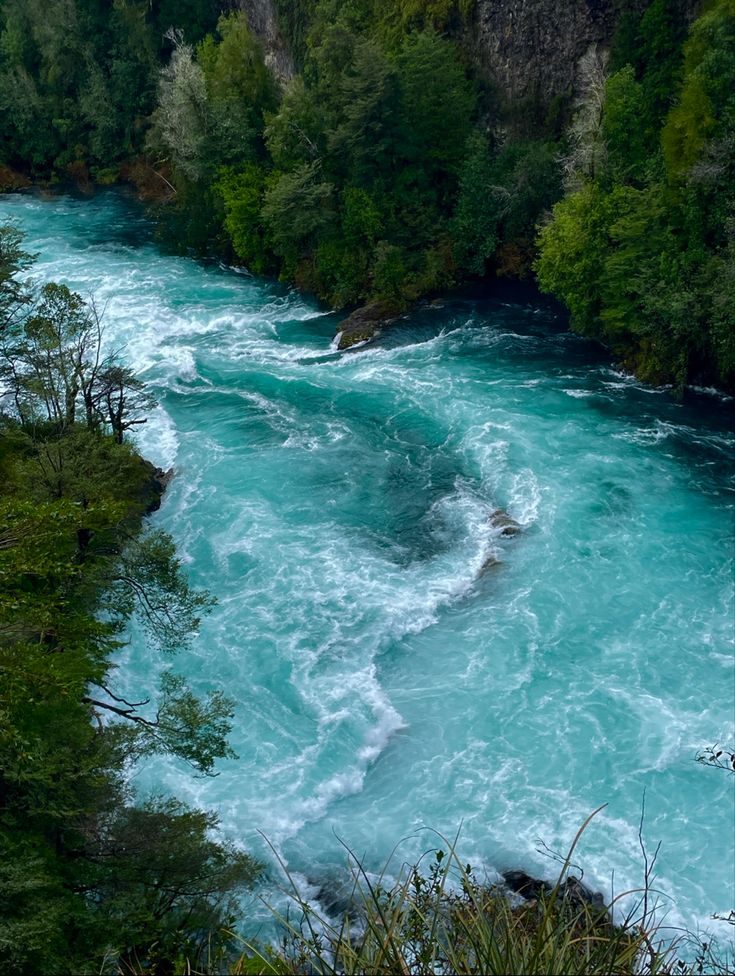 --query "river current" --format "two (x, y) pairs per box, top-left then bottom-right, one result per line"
(2, 191), (733, 939)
